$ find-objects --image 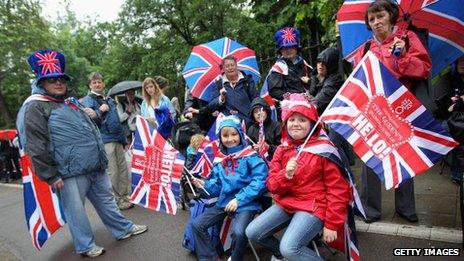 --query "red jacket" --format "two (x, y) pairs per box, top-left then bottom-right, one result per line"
(353, 28), (431, 89)
(266, 133), (351, 230)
